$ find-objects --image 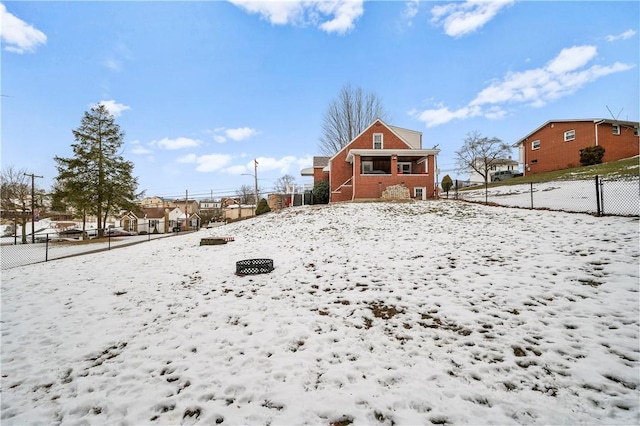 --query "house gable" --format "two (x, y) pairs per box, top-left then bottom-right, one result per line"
(327, 119), (439, 202)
